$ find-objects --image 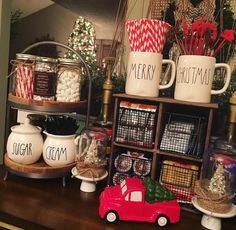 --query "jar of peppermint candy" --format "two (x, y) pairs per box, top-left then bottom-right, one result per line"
(11, 53), (36, 99)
